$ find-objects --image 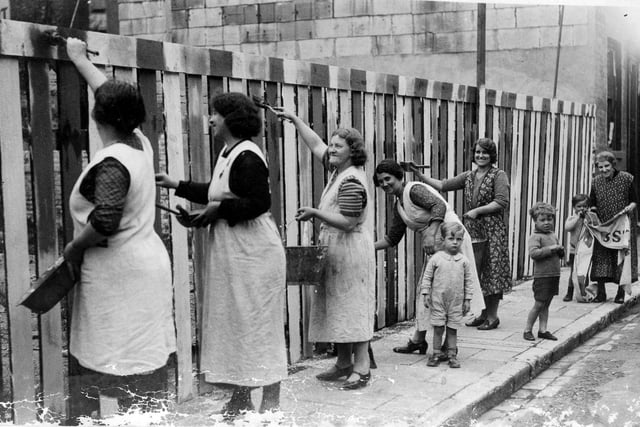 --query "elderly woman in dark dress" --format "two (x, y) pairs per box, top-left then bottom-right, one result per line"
(589, 151), (637, 303)
(415, 138), (512, 330)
